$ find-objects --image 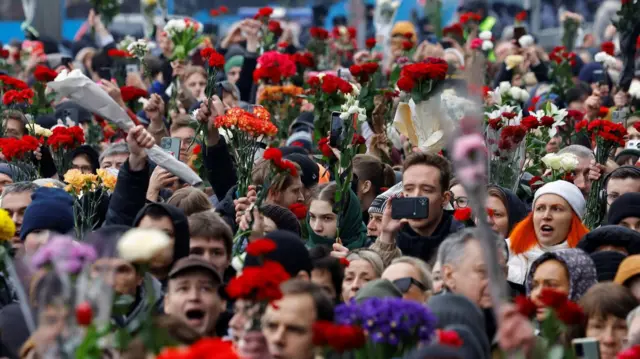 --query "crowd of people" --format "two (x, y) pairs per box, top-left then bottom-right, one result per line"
(0, 1), (638, 359)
